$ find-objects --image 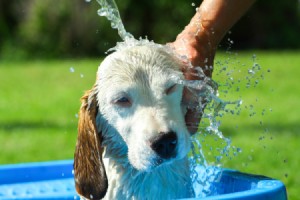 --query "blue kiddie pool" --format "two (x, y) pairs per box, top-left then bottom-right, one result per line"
(0, 160), (287, 200)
